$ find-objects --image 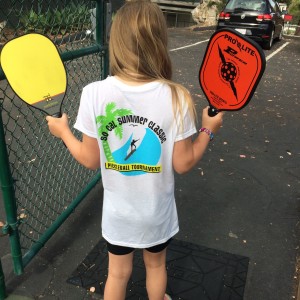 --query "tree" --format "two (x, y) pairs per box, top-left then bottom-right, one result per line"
(288, 0), (300, 19)
(96, 102), (133, 162)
